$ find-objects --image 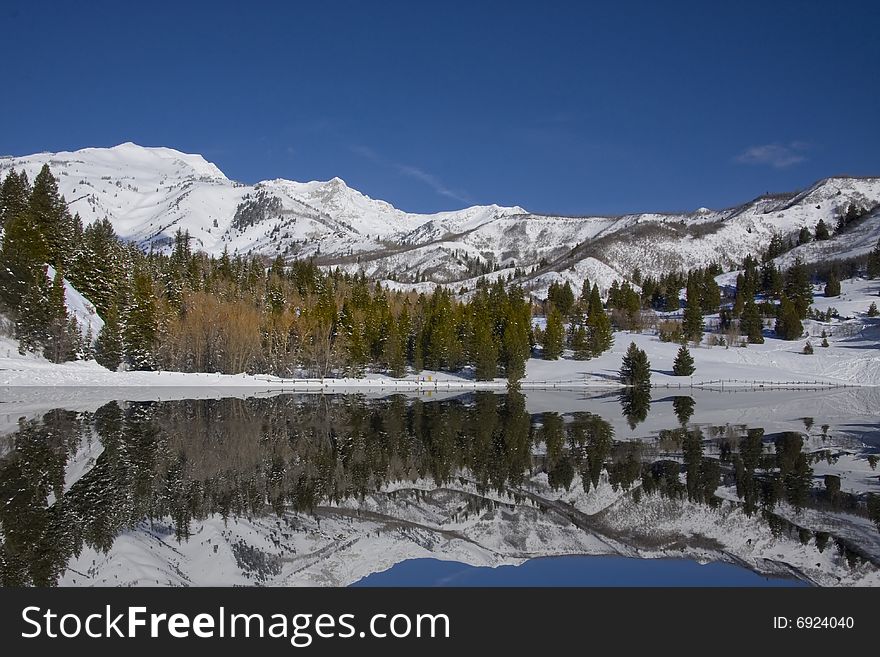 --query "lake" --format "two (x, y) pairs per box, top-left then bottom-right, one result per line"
(0, 387), (878, 587)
